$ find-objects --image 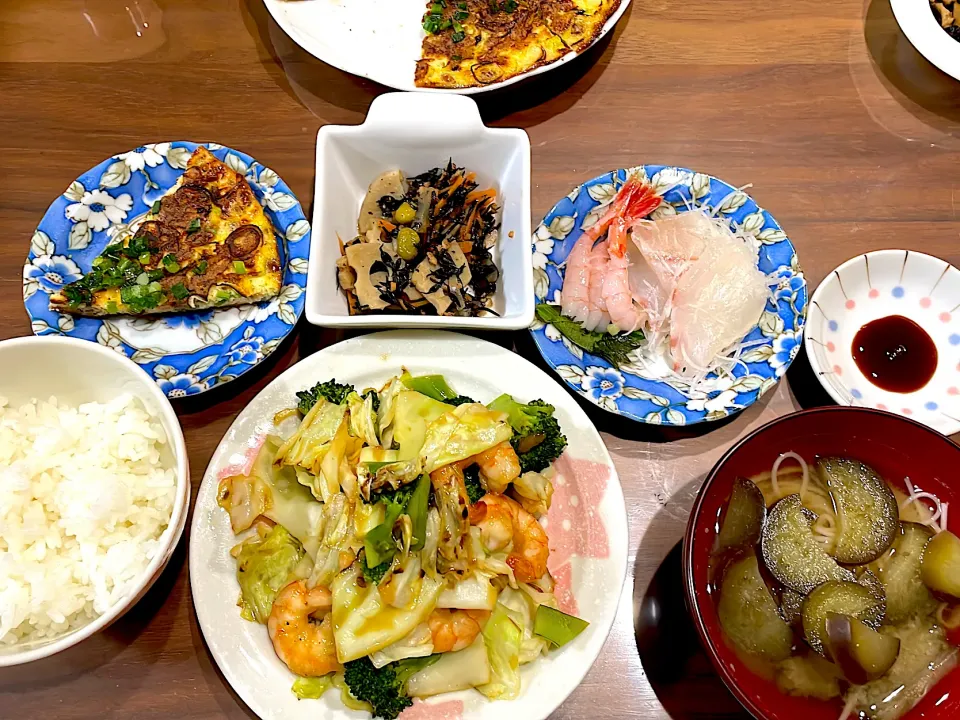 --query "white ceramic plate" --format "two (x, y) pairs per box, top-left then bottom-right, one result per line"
(306, 93), (533, 330)
(190, 330), (628, 720)
(805, 249), (960, 436)
(263, 0), (633, 94)
(891, 0), (960, 81)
